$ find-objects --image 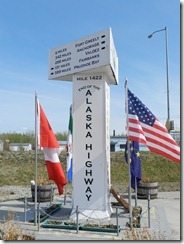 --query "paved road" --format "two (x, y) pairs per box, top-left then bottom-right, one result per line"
(0, 191), (181, 240)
